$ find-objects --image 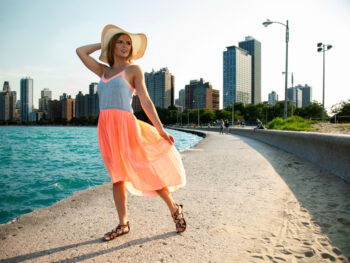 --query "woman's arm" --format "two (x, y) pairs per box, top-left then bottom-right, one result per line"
(130, 65), (175, 145)
(76, 43), (106, 77)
